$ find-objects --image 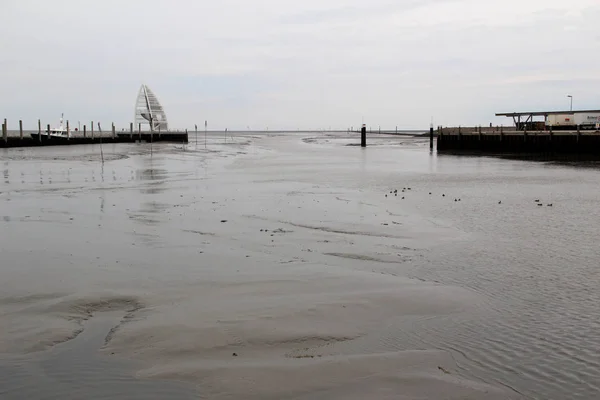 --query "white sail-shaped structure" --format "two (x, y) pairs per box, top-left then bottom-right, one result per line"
(134, 84), (168, 131)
